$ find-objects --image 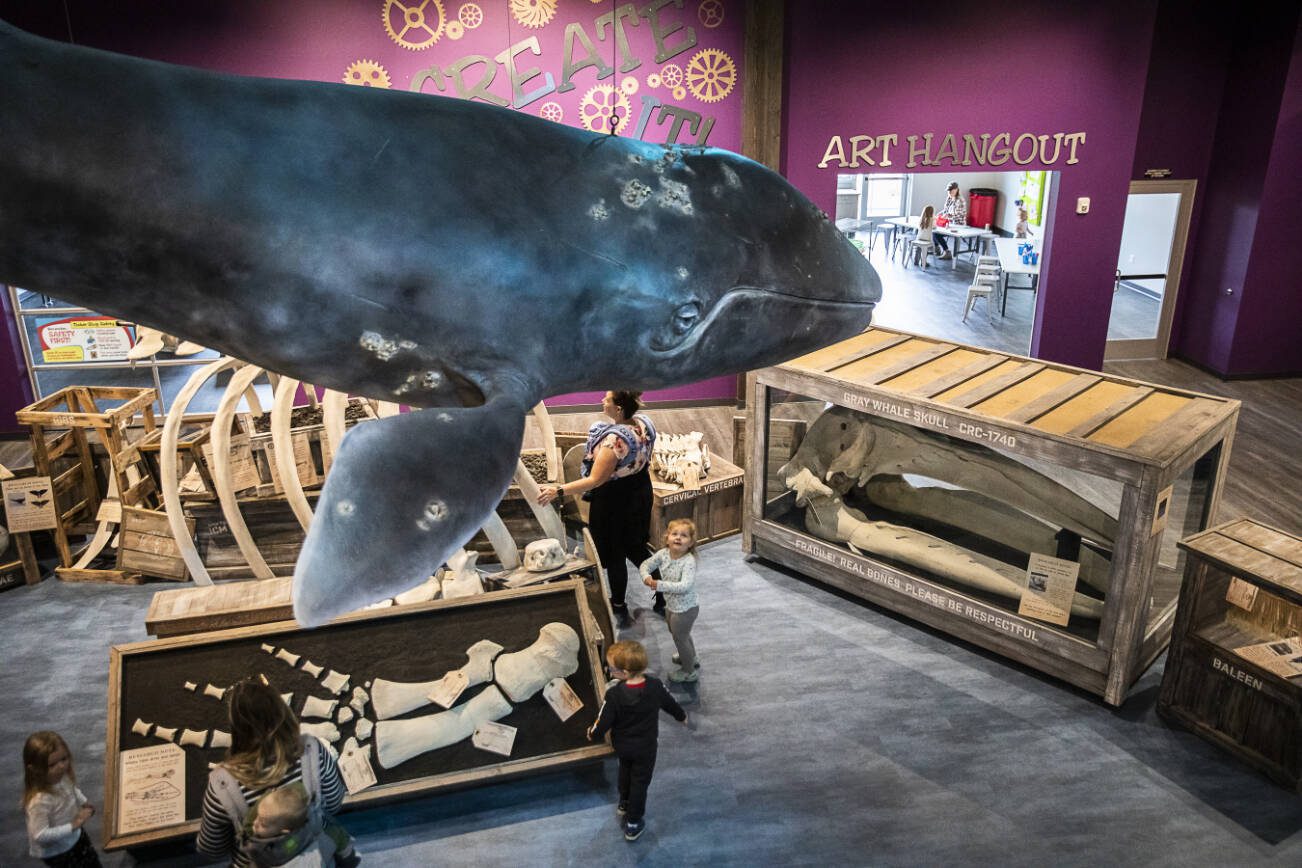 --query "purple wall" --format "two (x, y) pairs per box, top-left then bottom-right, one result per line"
(1171, 8), (1299, 374)
(783, 1), (1158, 370)
(1230, 16), (1302, 375)
(0, 0), (748, 406)
(1128, 3), (1231, 355)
